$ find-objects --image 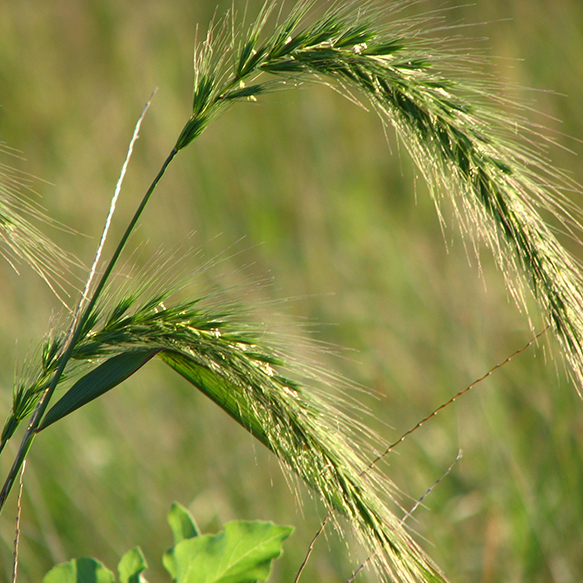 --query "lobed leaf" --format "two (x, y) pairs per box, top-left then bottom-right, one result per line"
(118, 547), (148, 583)
(42, 557), (115, 583)
(163, 520), (293, 583)
(168, 502), (201, 545)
